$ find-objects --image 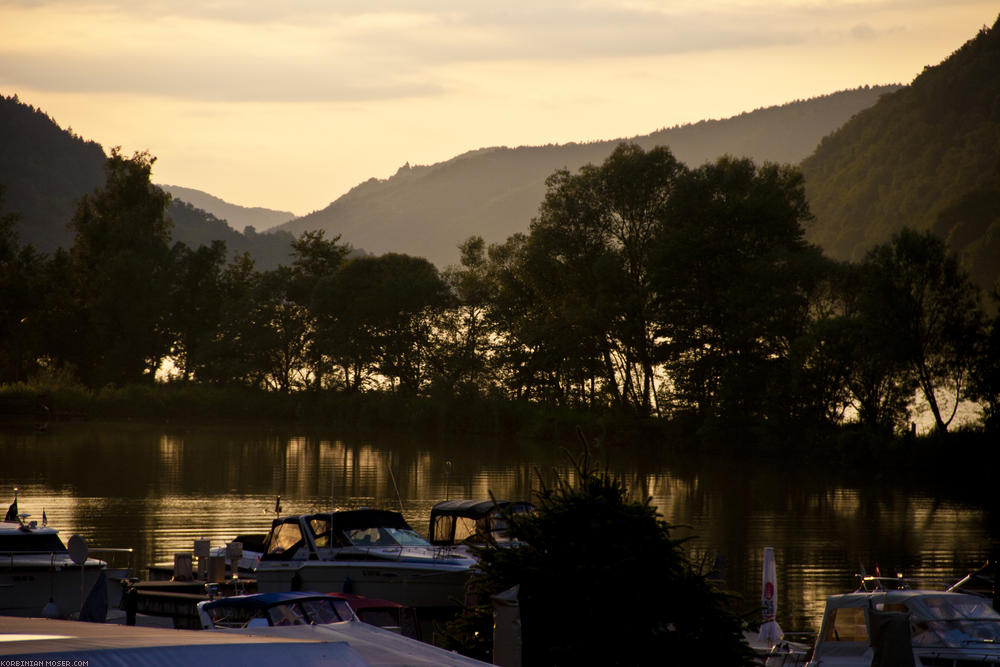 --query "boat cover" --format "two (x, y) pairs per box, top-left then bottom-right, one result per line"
(305, 509), (412, 531)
